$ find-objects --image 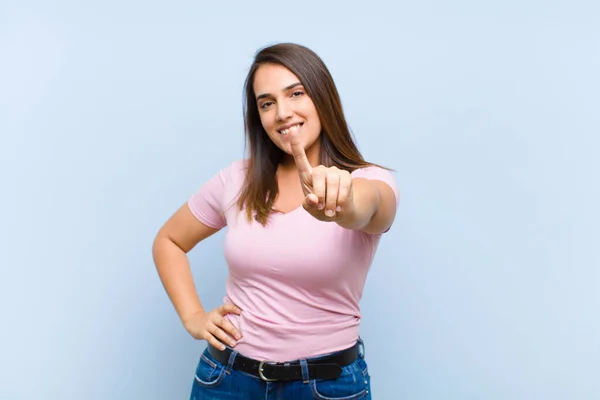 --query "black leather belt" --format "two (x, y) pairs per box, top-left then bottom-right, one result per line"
(207, 342), (360, 382)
